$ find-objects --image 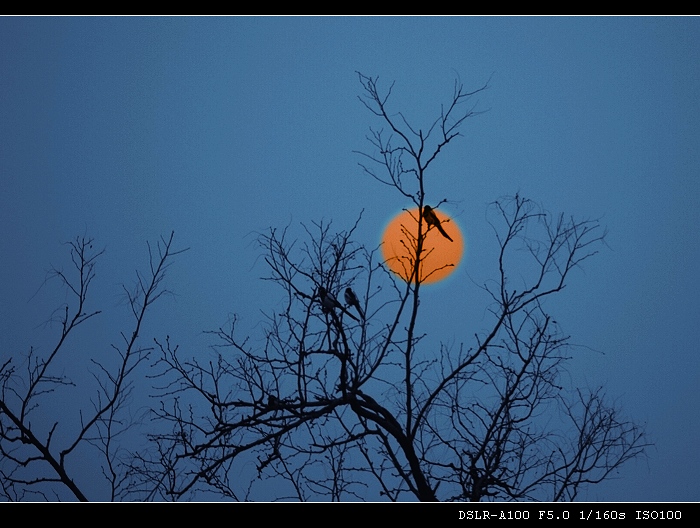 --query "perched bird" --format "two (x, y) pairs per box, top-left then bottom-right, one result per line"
(344, 287), (365, 320)
(423, 205), (453, 242)
(318, 286), (359, 321)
